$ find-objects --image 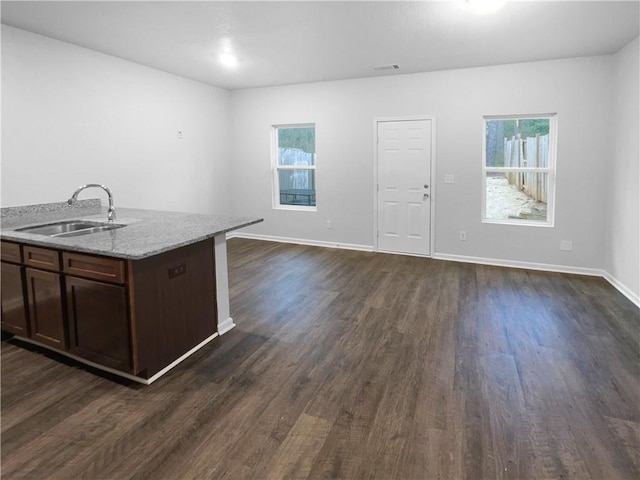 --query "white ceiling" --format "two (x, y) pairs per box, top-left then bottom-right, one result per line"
(1, 1), (639, 90)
